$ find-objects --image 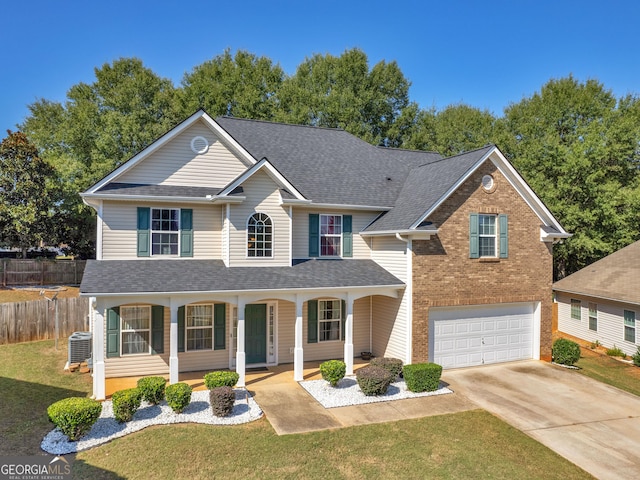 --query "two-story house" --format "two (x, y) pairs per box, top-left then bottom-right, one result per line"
(80, 110), (569, 399)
